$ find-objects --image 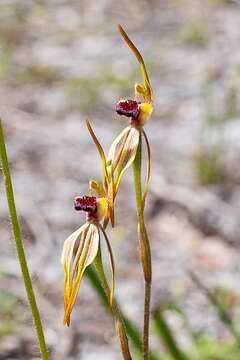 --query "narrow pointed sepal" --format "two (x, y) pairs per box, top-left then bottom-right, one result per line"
(118, 24), (153, 103)
(86, 119), (108, 186)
